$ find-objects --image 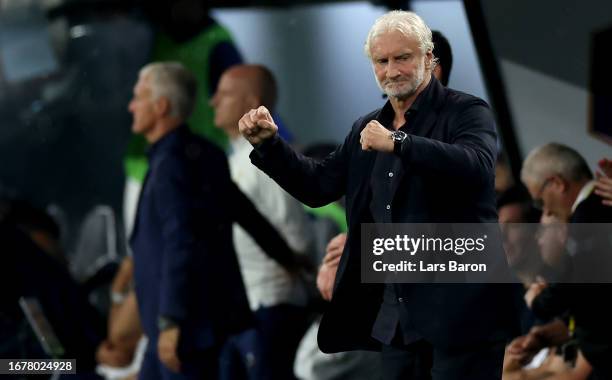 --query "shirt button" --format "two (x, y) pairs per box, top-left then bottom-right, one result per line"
(398, 297), (403, 303)
(386, 204), (391, 210)
(388, 172), (394, 178)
